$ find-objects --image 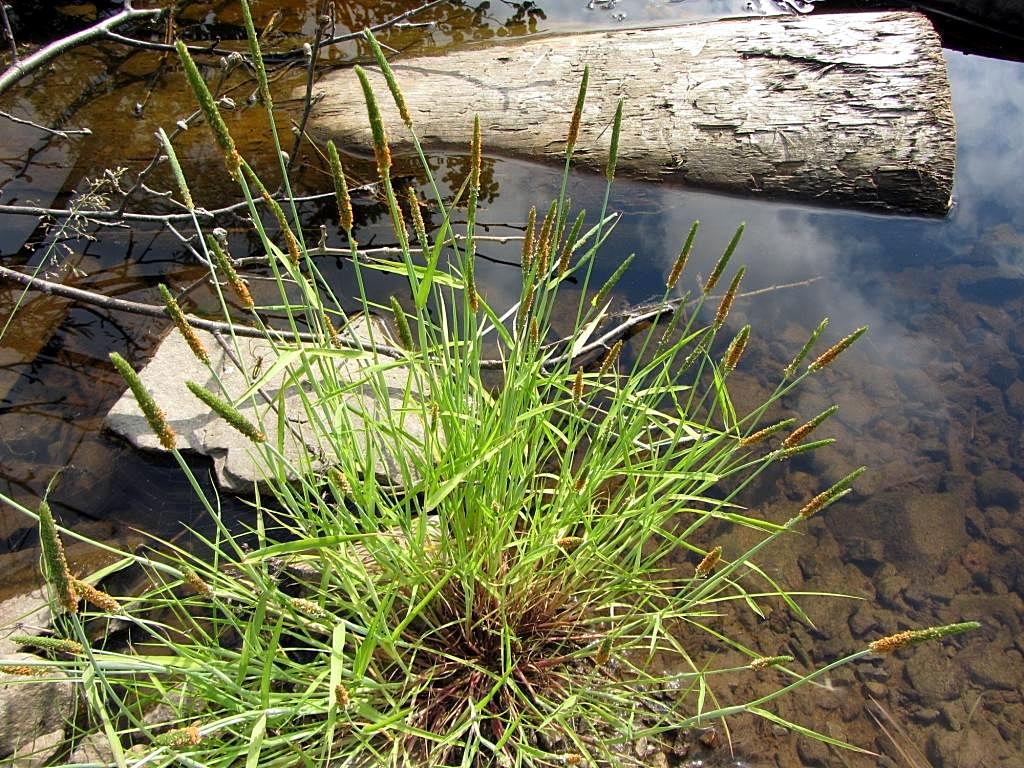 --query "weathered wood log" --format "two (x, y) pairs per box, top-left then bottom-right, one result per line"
(308, 11), (955, 216)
